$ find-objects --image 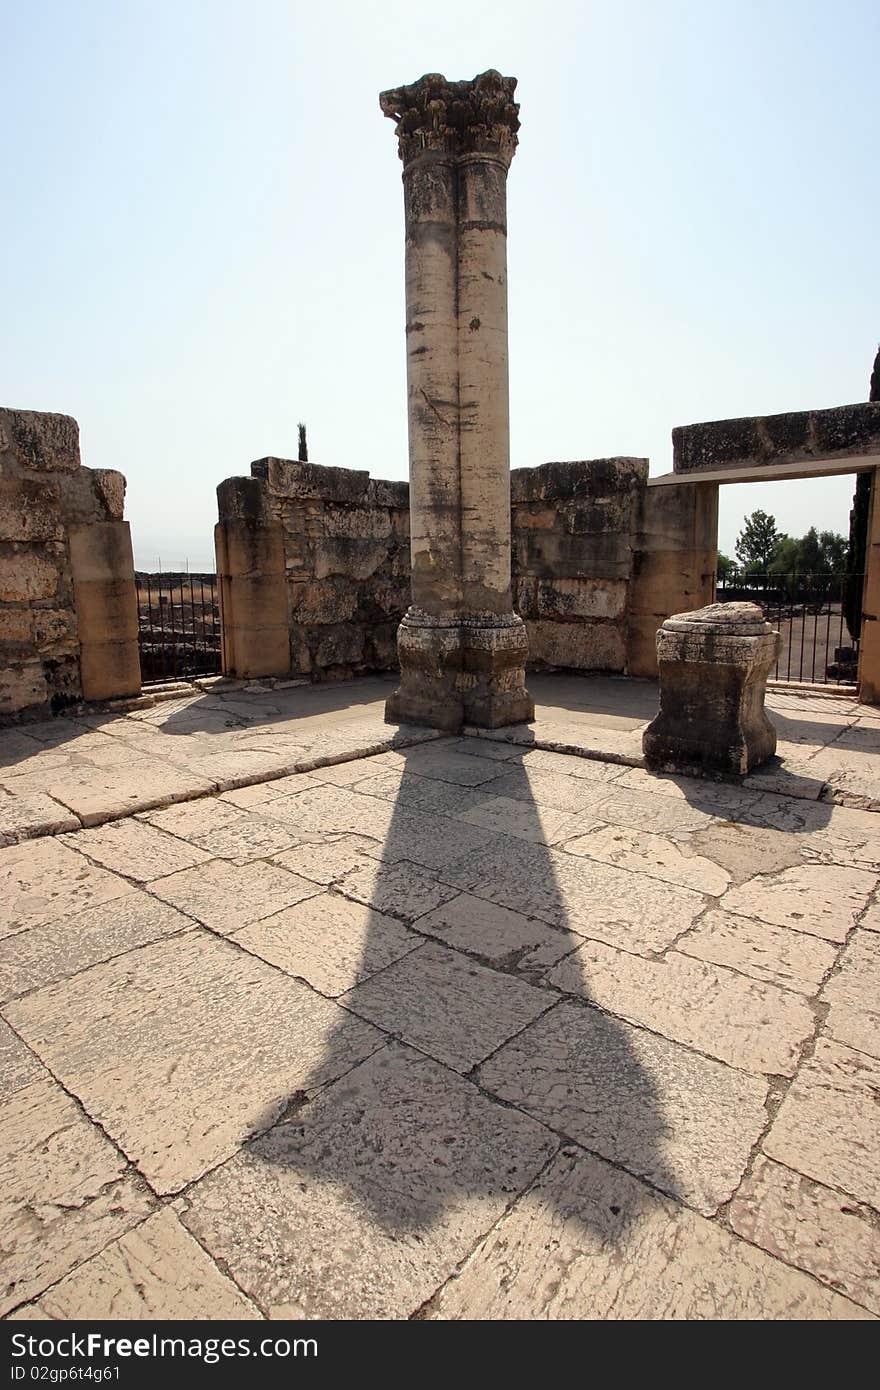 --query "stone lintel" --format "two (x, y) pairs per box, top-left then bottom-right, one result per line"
(673, 402), (880, 476)
(511, 458), (649, 504)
